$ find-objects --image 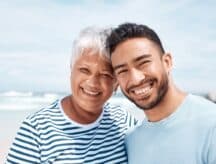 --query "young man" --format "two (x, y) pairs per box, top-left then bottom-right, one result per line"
(106, 23), (216, 164)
